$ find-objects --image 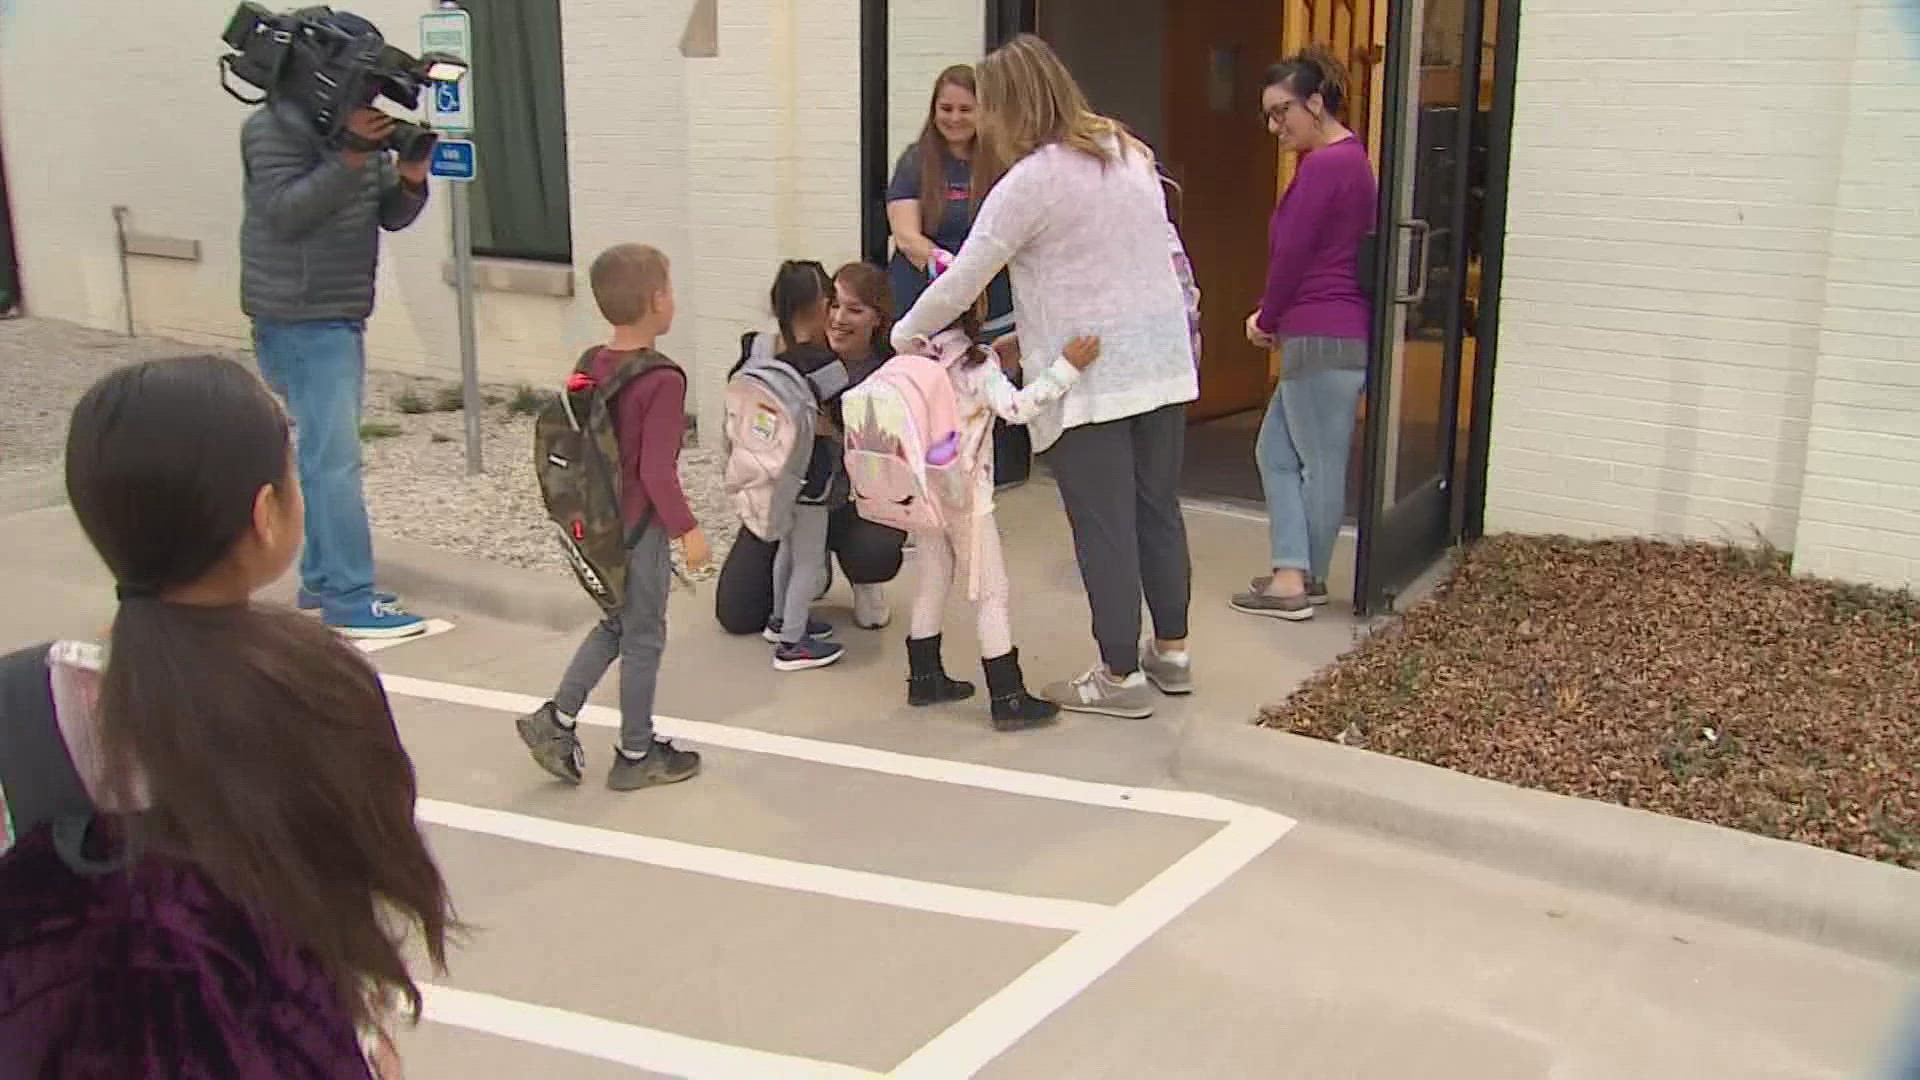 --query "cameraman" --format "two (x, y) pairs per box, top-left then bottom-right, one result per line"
(240, 14), (429, 640)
